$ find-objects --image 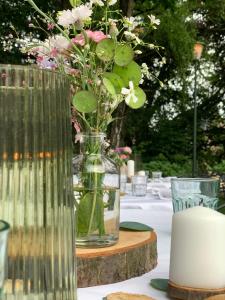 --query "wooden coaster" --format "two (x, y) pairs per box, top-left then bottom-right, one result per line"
(76, 230), (157, 287)
(205, 295), (225, 300)
(168, 281), (225, 300)
(106, 292), (155, 300)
